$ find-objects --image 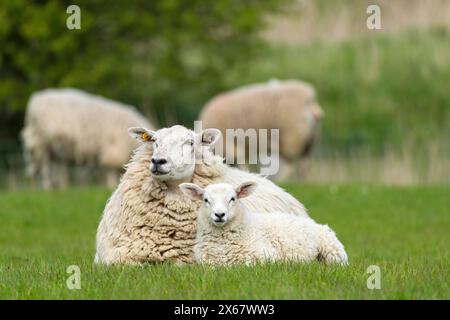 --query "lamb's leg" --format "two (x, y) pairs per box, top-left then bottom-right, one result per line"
(317, 225), (348, 265)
